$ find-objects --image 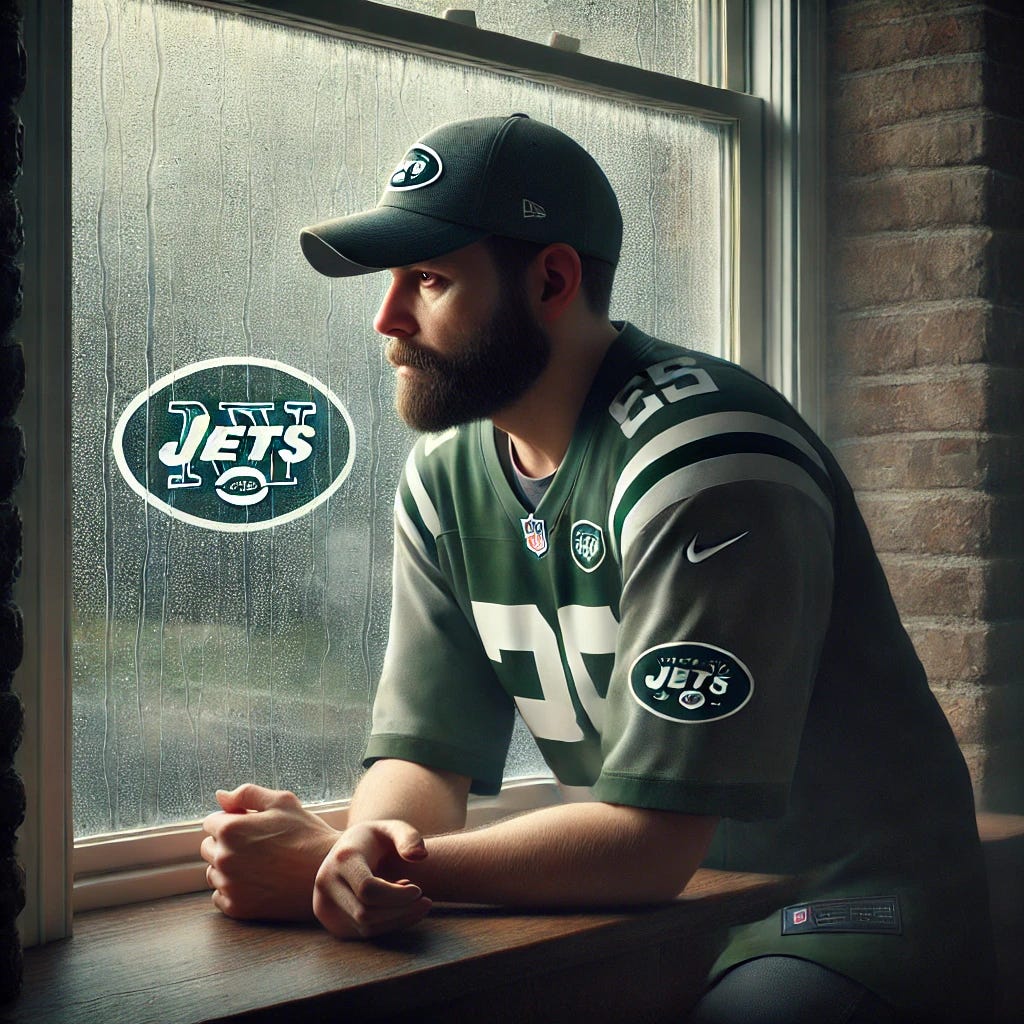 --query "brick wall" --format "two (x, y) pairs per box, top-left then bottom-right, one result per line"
(826, 0), (1024, 812)
(0, 0), (24, 1004)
